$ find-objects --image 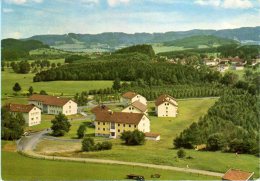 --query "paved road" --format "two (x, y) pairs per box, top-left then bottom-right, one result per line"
(17, 130), (223, 178)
